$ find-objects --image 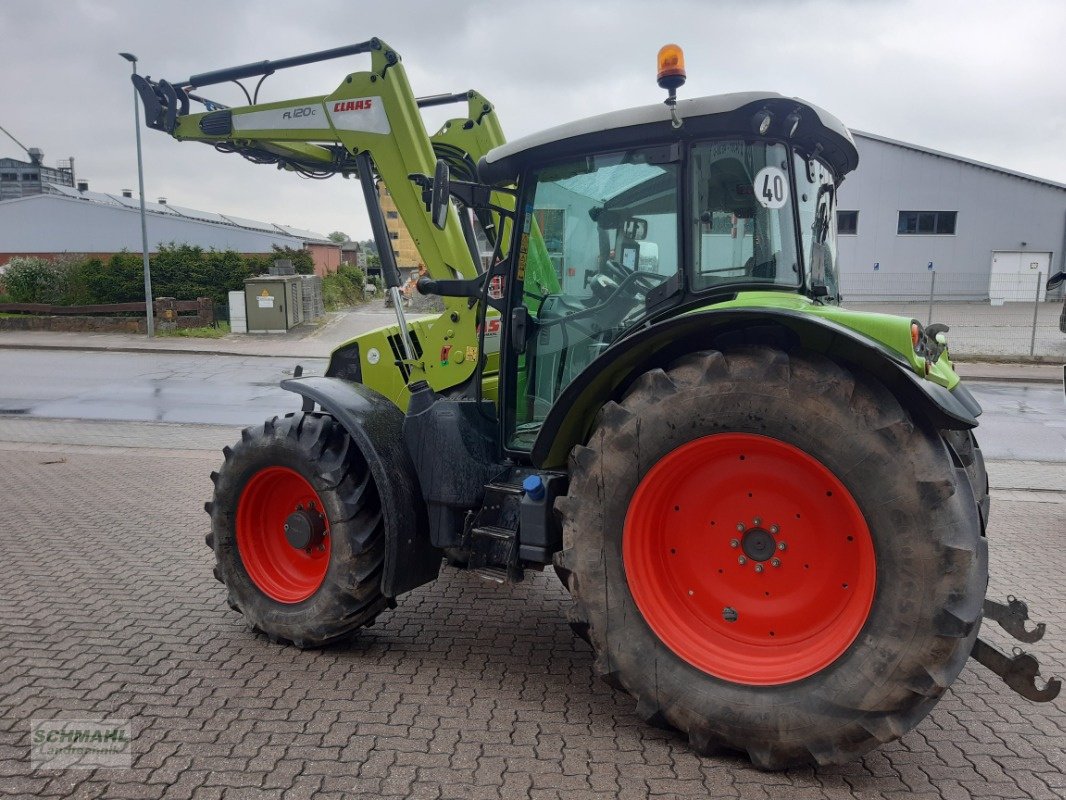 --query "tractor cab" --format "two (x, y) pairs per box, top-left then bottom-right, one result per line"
(472, 91), (859, 450)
